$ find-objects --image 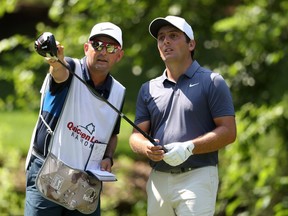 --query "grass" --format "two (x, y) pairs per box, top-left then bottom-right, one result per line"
(0, 111), (38, 155)
(0, 111), (147, 215)
(117, 114), (139, 159)
(0, 111), (136, 158)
